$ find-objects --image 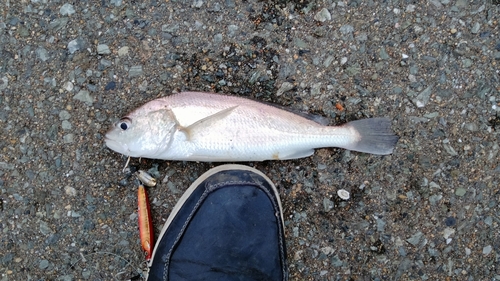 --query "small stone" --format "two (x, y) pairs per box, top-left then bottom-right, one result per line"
(443, 227), (455, 239)
(412, 86), (432, 108)
(64, 186), (77, 196)
(0, 76), (8, 90)
(314, 8), (331, 22)
(407, 231), (423, 246)
(376, 217), (386, 232)
(59, 110), (71, 120)
(60, 3), (75, 16)
(276, 82), (294, 96)
(379, 47), (390, 60)
(442, 139), (458, 156)
(63, 81), (73, 92)
(323, 198), (334, 212)
(444, 217), (456, 227)
(39, 259), (49, 270)
(228, 25), (238, 37)
(406, 4), (416, 12)
(337, 189), (350, 200)
(321, 246), (334, 256)
(464, 123), (478, 131)
(482, 245), (492, 255)
(36, 47), (49, 62)
(293, 37), (308, 49)
(63, 134), (74, 143)
(39, 221), (52, 235)
(97, 44), (111, 55)
(67, 37), (86, 54)
(462, 58), (473, 68)
(429, 0), (443, 8)
(192, 0), (203, 8)
(339, 25), (354, 35)
(465, 247), (471, 255)
(471, 22), (480, 34)
(61, 120), (72, 130)
(455, 188), (466, 196)
(129, 65), (143, 77)
(214, 33), (223, 42)
(118, 46), (129, 56)
(73, 90), (94, 105)
(110, 0), (122, 6)
(450, 28), (457, 34)
(105, 81), (116, 91)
